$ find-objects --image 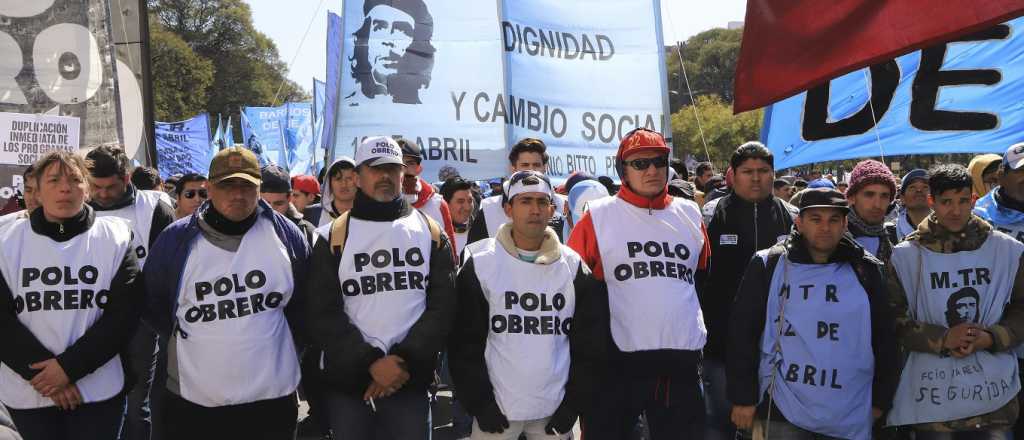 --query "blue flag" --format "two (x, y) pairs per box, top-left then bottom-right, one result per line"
(761, 17), (1024, 169)
(323, 12), (342, 165)
(211, 114), (225, 151)
(155, 114), (214, 179)
(311, 78), (327, 176)
(224, 116), (236, 147)
(240, 111), (273, 167)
